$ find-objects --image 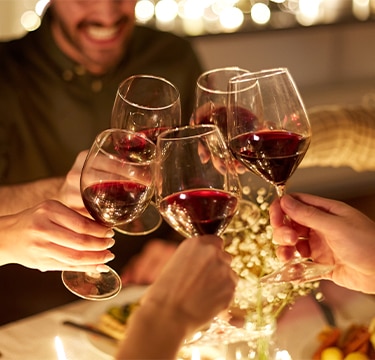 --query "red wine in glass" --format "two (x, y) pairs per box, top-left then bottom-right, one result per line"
(156, 124), (241, 239)
(194, 105), (258, 141)
(138, 126), (171, 144)
(229, 130), (310, 190)
(82, 180), (151, 227)
(159, 188), (239, 238)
